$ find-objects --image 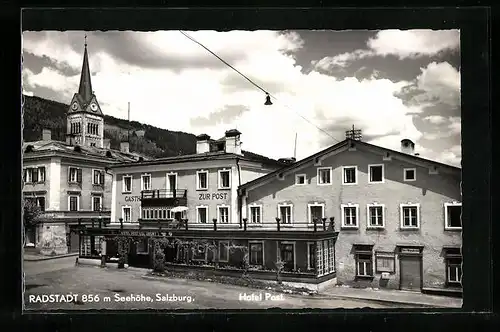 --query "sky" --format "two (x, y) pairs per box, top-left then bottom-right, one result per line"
(22, 30), (461, 166)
